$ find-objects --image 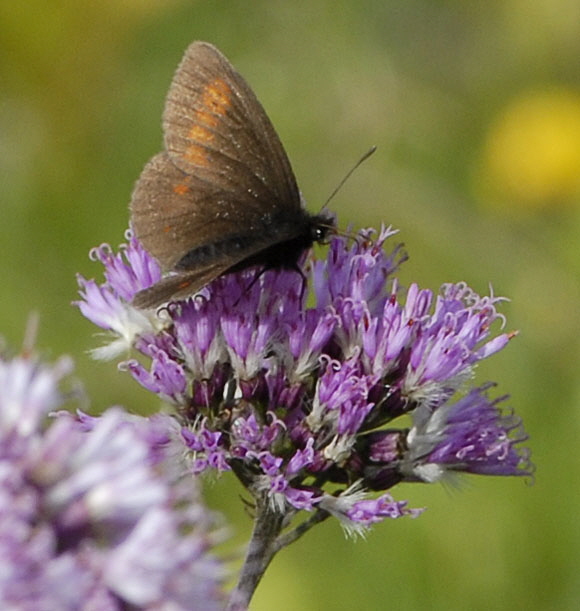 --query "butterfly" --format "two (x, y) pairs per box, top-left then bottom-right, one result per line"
(130, 41), (335, 308)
